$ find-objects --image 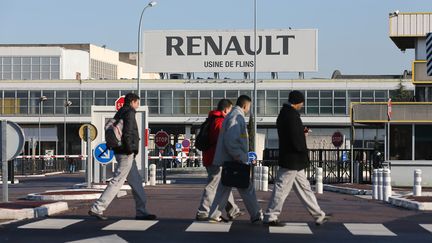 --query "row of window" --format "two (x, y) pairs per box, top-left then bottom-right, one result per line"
(0, 89), (400, 116)
(90, 59), (117, 80)
(0, 56), (60, 80)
